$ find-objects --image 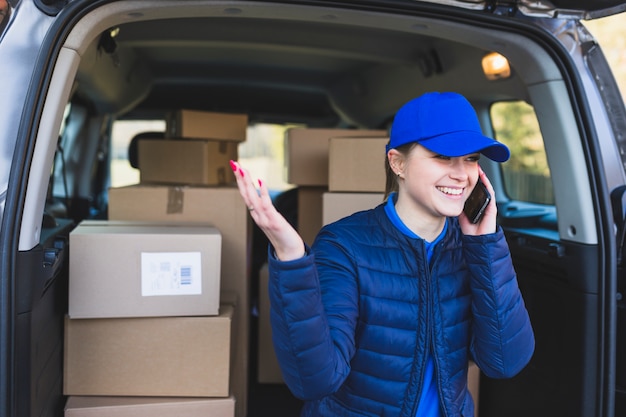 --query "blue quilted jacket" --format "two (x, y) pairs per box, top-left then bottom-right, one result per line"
(267, 204), (535, 417)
